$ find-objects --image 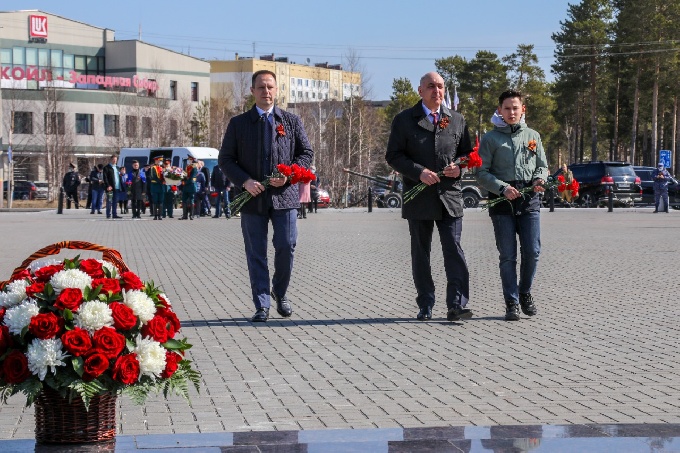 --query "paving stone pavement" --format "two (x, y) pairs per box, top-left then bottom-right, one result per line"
(0, 206), (678, 441)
